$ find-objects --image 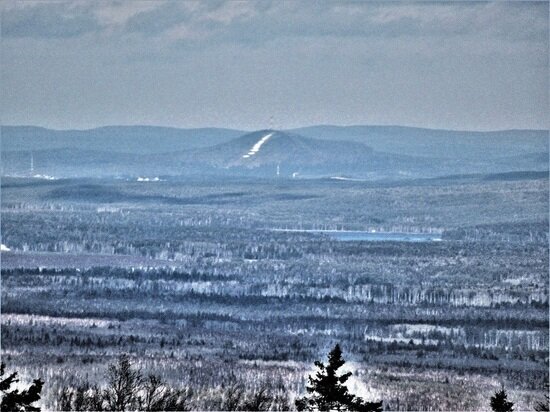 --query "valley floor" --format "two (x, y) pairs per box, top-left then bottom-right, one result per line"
(1, 174), (548, 410)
